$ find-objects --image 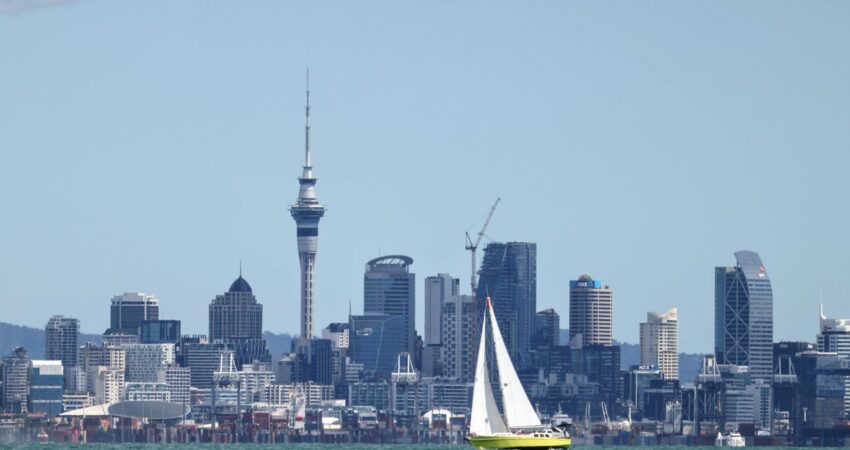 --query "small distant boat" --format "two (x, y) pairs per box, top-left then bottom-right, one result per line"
(467, 297), (570, 449)
(550, 412), (572, 429)
(715, 431), (745, 447)
(37, 430), (49, 443)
